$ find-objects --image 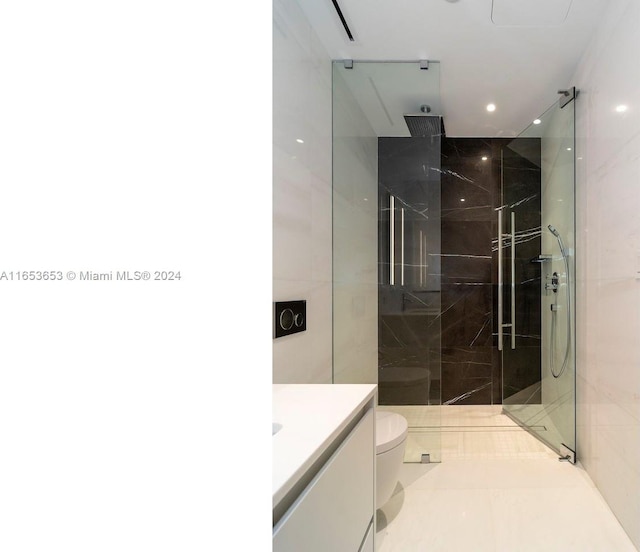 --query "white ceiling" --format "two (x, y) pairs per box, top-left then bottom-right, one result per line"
(295, 0), (609, 137)
(335, 61), (443, 137)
